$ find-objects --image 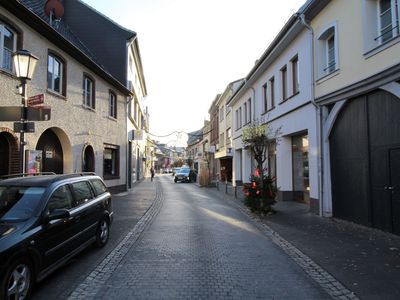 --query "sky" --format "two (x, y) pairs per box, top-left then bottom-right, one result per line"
(81, 0), (306, 146)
